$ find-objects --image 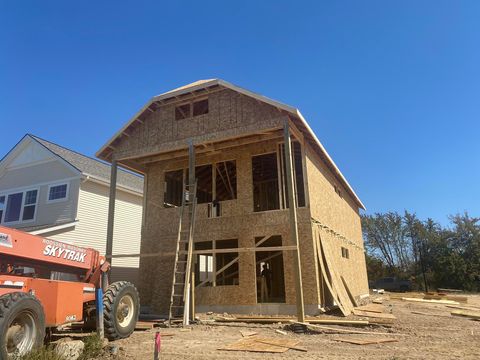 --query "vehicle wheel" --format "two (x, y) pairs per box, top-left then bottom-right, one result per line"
(103, 281), (140, 340)
(400, 285), (409, 292)
(0, 292), (45, 359)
